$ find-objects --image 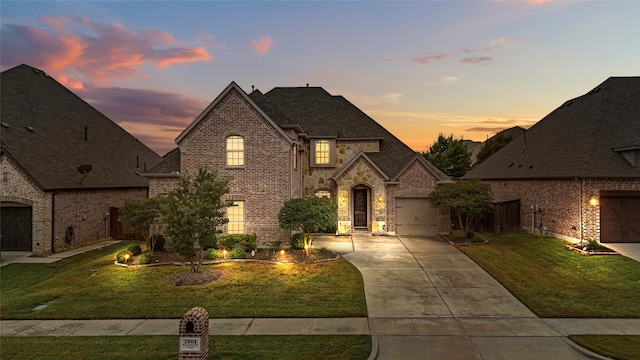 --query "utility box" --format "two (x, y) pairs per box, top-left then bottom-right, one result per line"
(178, 307), (209, 360)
